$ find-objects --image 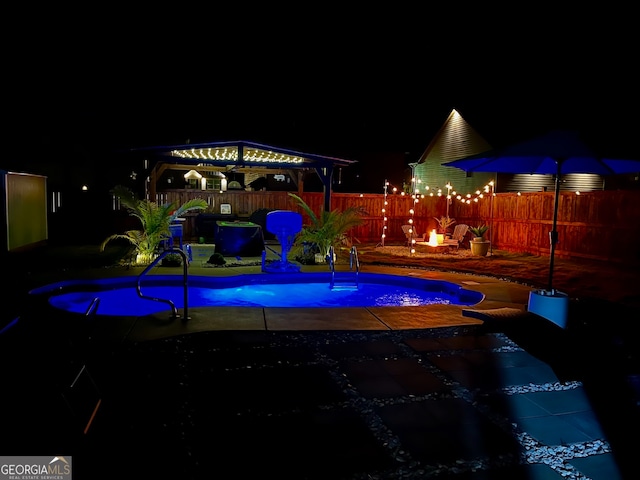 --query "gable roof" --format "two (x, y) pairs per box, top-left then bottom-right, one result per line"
(413, 109), (494, 195)
(417, 109), (492, 165)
